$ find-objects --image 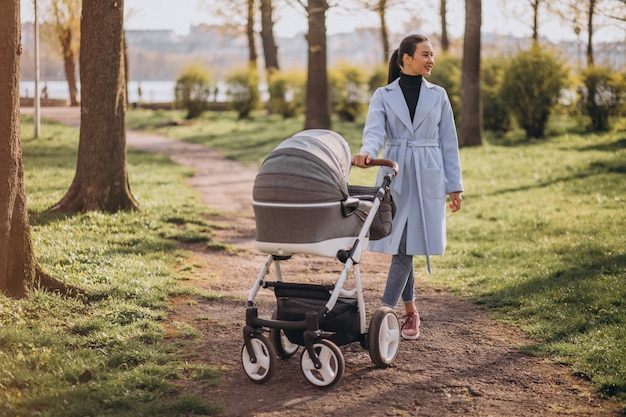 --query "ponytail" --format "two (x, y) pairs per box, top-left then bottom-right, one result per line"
(387, 49), (401, 84)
